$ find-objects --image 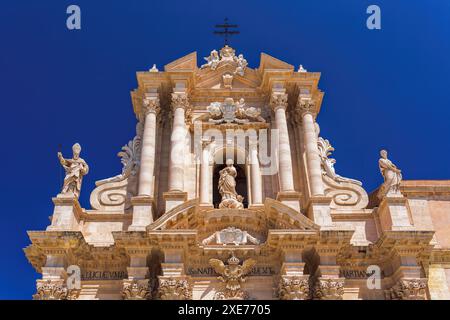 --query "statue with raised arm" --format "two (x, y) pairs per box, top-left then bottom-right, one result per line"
(218, 159), (244, 209)
(58, 143), (89, 198)
(378, 149), (402, 199)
